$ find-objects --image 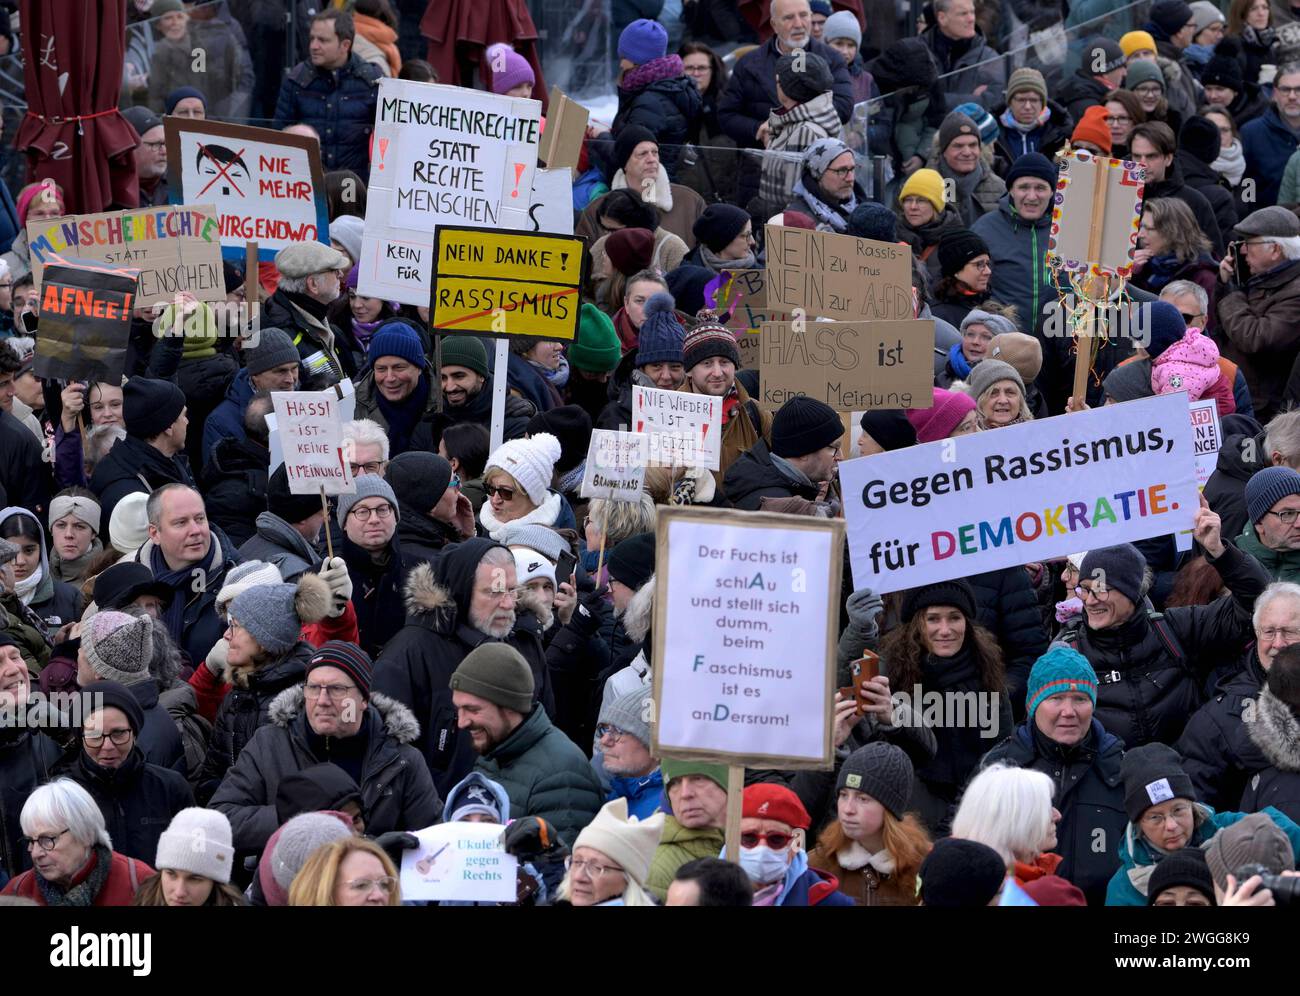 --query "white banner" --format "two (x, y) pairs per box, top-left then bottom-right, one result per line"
(270, 388), (356, 496)
(632, 385), (722, 471)
(580, 429), (649, 502)
(839, 395), (1198, 593)
(1190, 397), (1221, 489)
(527, 167), (575, 236)
(400, 822), (518, 903)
